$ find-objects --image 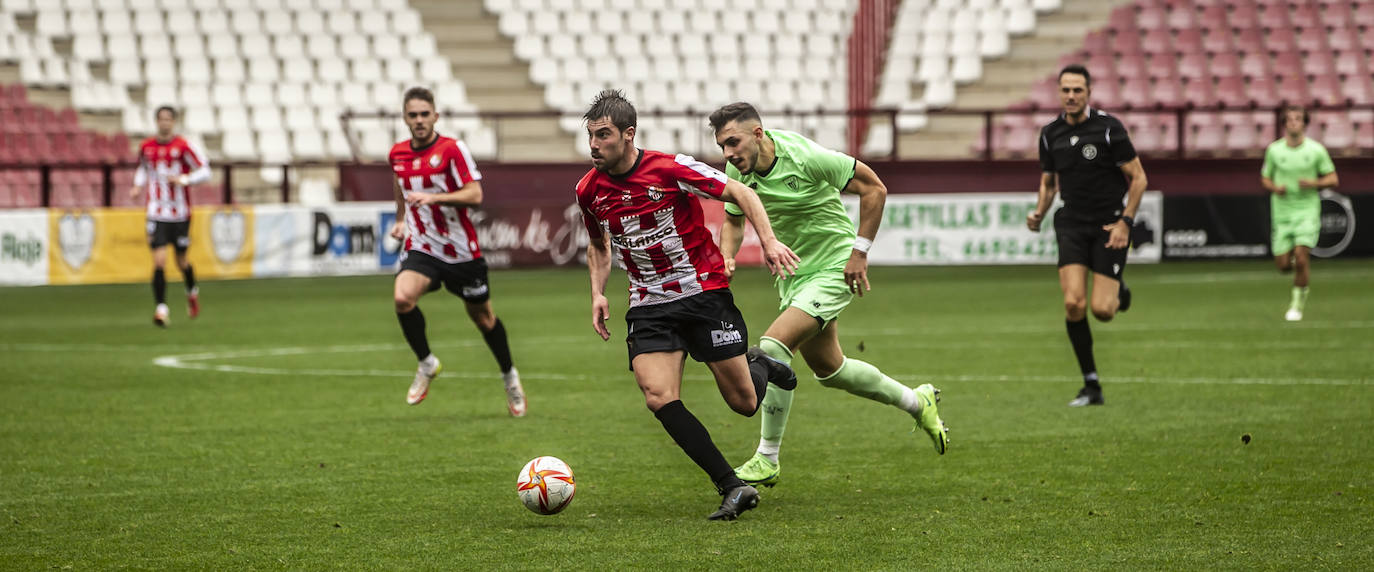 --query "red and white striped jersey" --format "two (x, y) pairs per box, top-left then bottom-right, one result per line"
(133, 136), (210, 223)
(576, 149), (732, 308)
(389, 135), (483, 263)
